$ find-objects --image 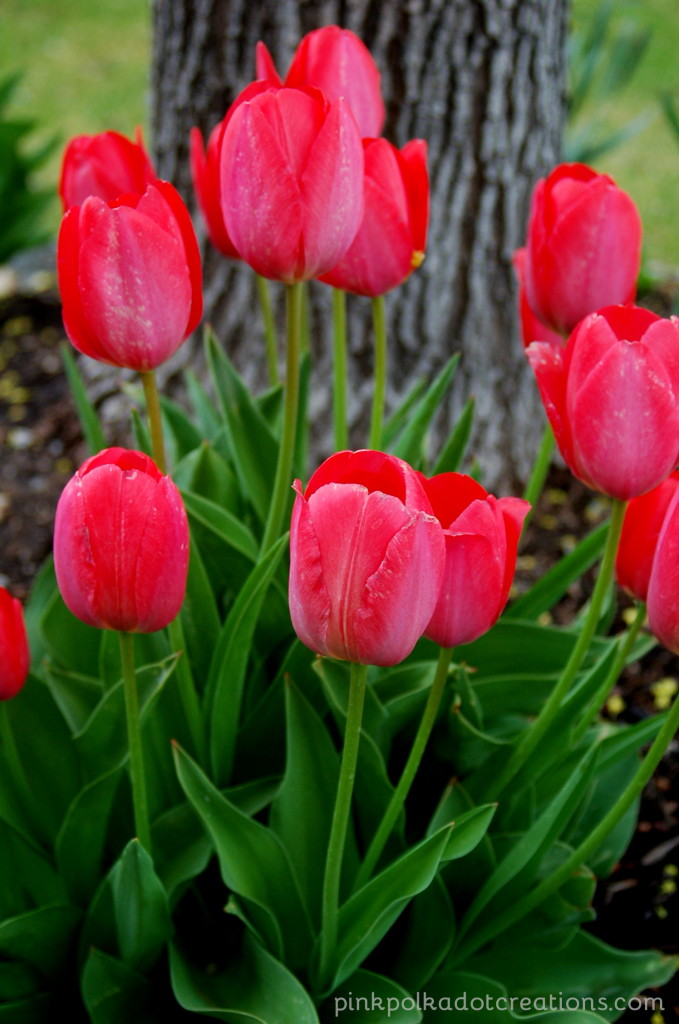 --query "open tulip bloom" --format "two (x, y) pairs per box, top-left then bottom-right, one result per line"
(6, 25), (679, 1022)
